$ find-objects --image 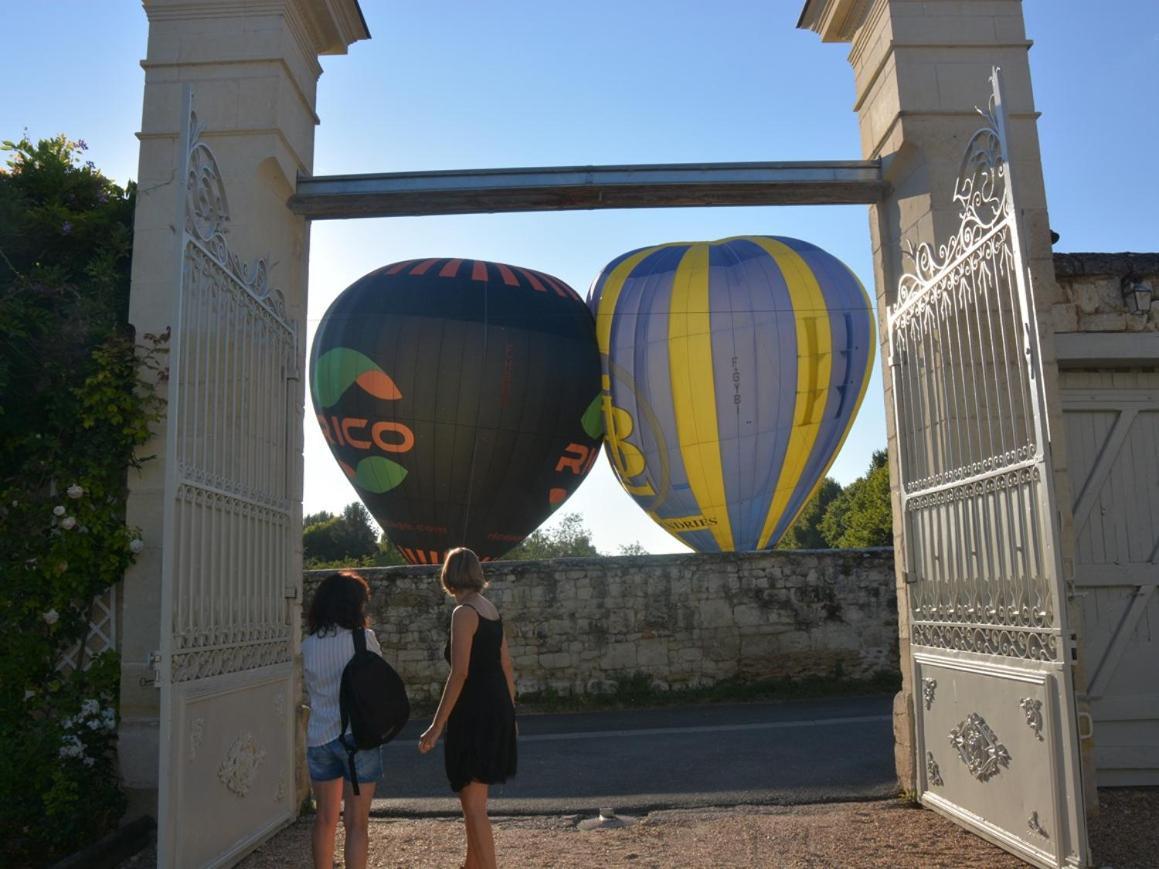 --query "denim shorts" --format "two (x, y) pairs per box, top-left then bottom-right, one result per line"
(307, 737), (383, 783)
